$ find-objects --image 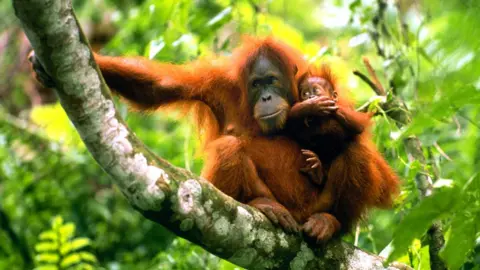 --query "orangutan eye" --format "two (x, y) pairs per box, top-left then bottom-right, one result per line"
(301, 91), (309, 99)
(267, 76), (277, 84)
